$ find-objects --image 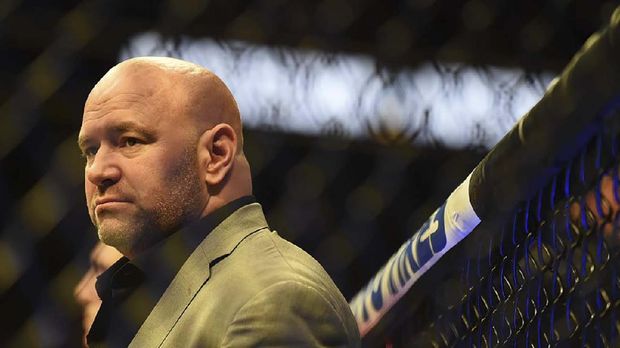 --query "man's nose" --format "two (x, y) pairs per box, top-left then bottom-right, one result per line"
(85, 150), (121, 189)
